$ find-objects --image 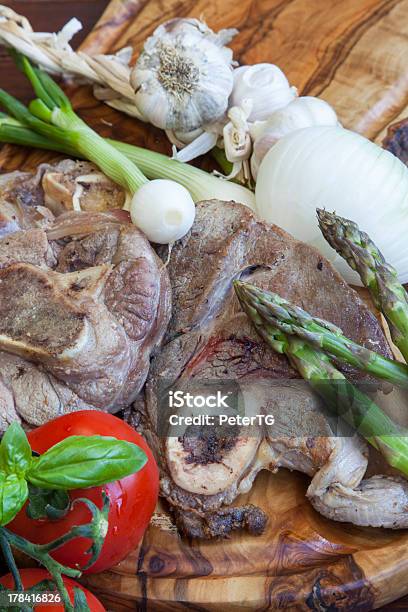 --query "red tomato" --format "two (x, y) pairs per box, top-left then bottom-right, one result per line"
(9, 411), (158, 574)
(0, 568), (105, 611)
